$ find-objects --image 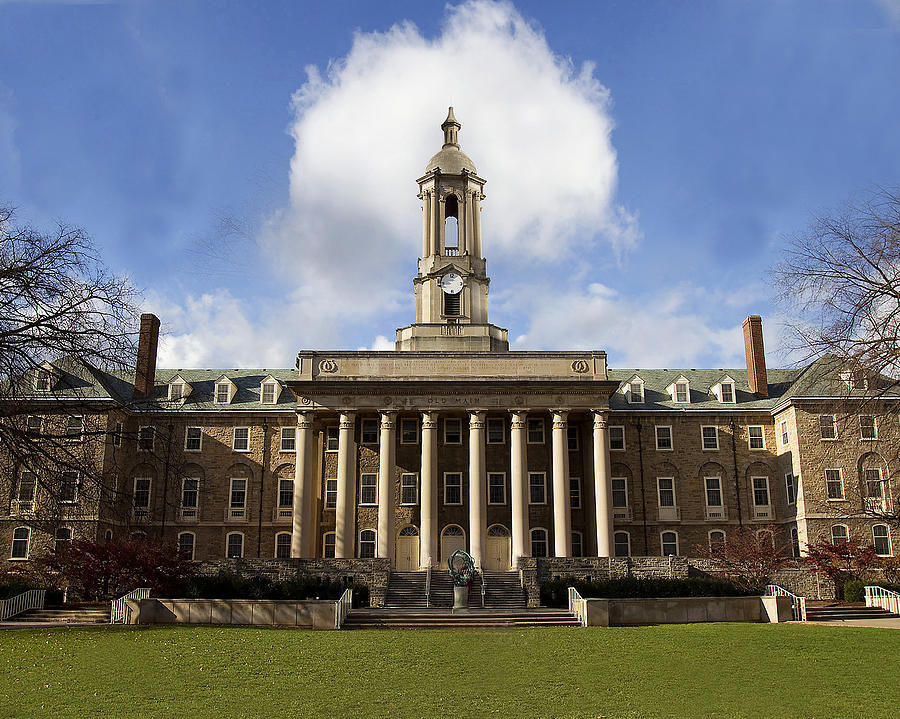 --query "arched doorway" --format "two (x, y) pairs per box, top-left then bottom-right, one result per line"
(396, 525), (420, 571)
(485, 524), (511, 571)
(440, 525), (466, 567)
